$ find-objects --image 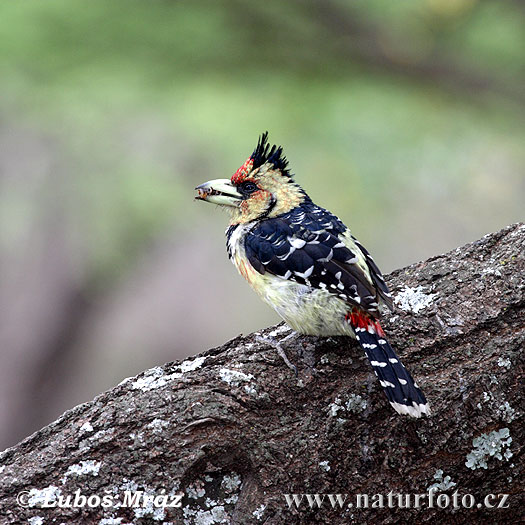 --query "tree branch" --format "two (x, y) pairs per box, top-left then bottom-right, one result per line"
(1, 223), (523, 524)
